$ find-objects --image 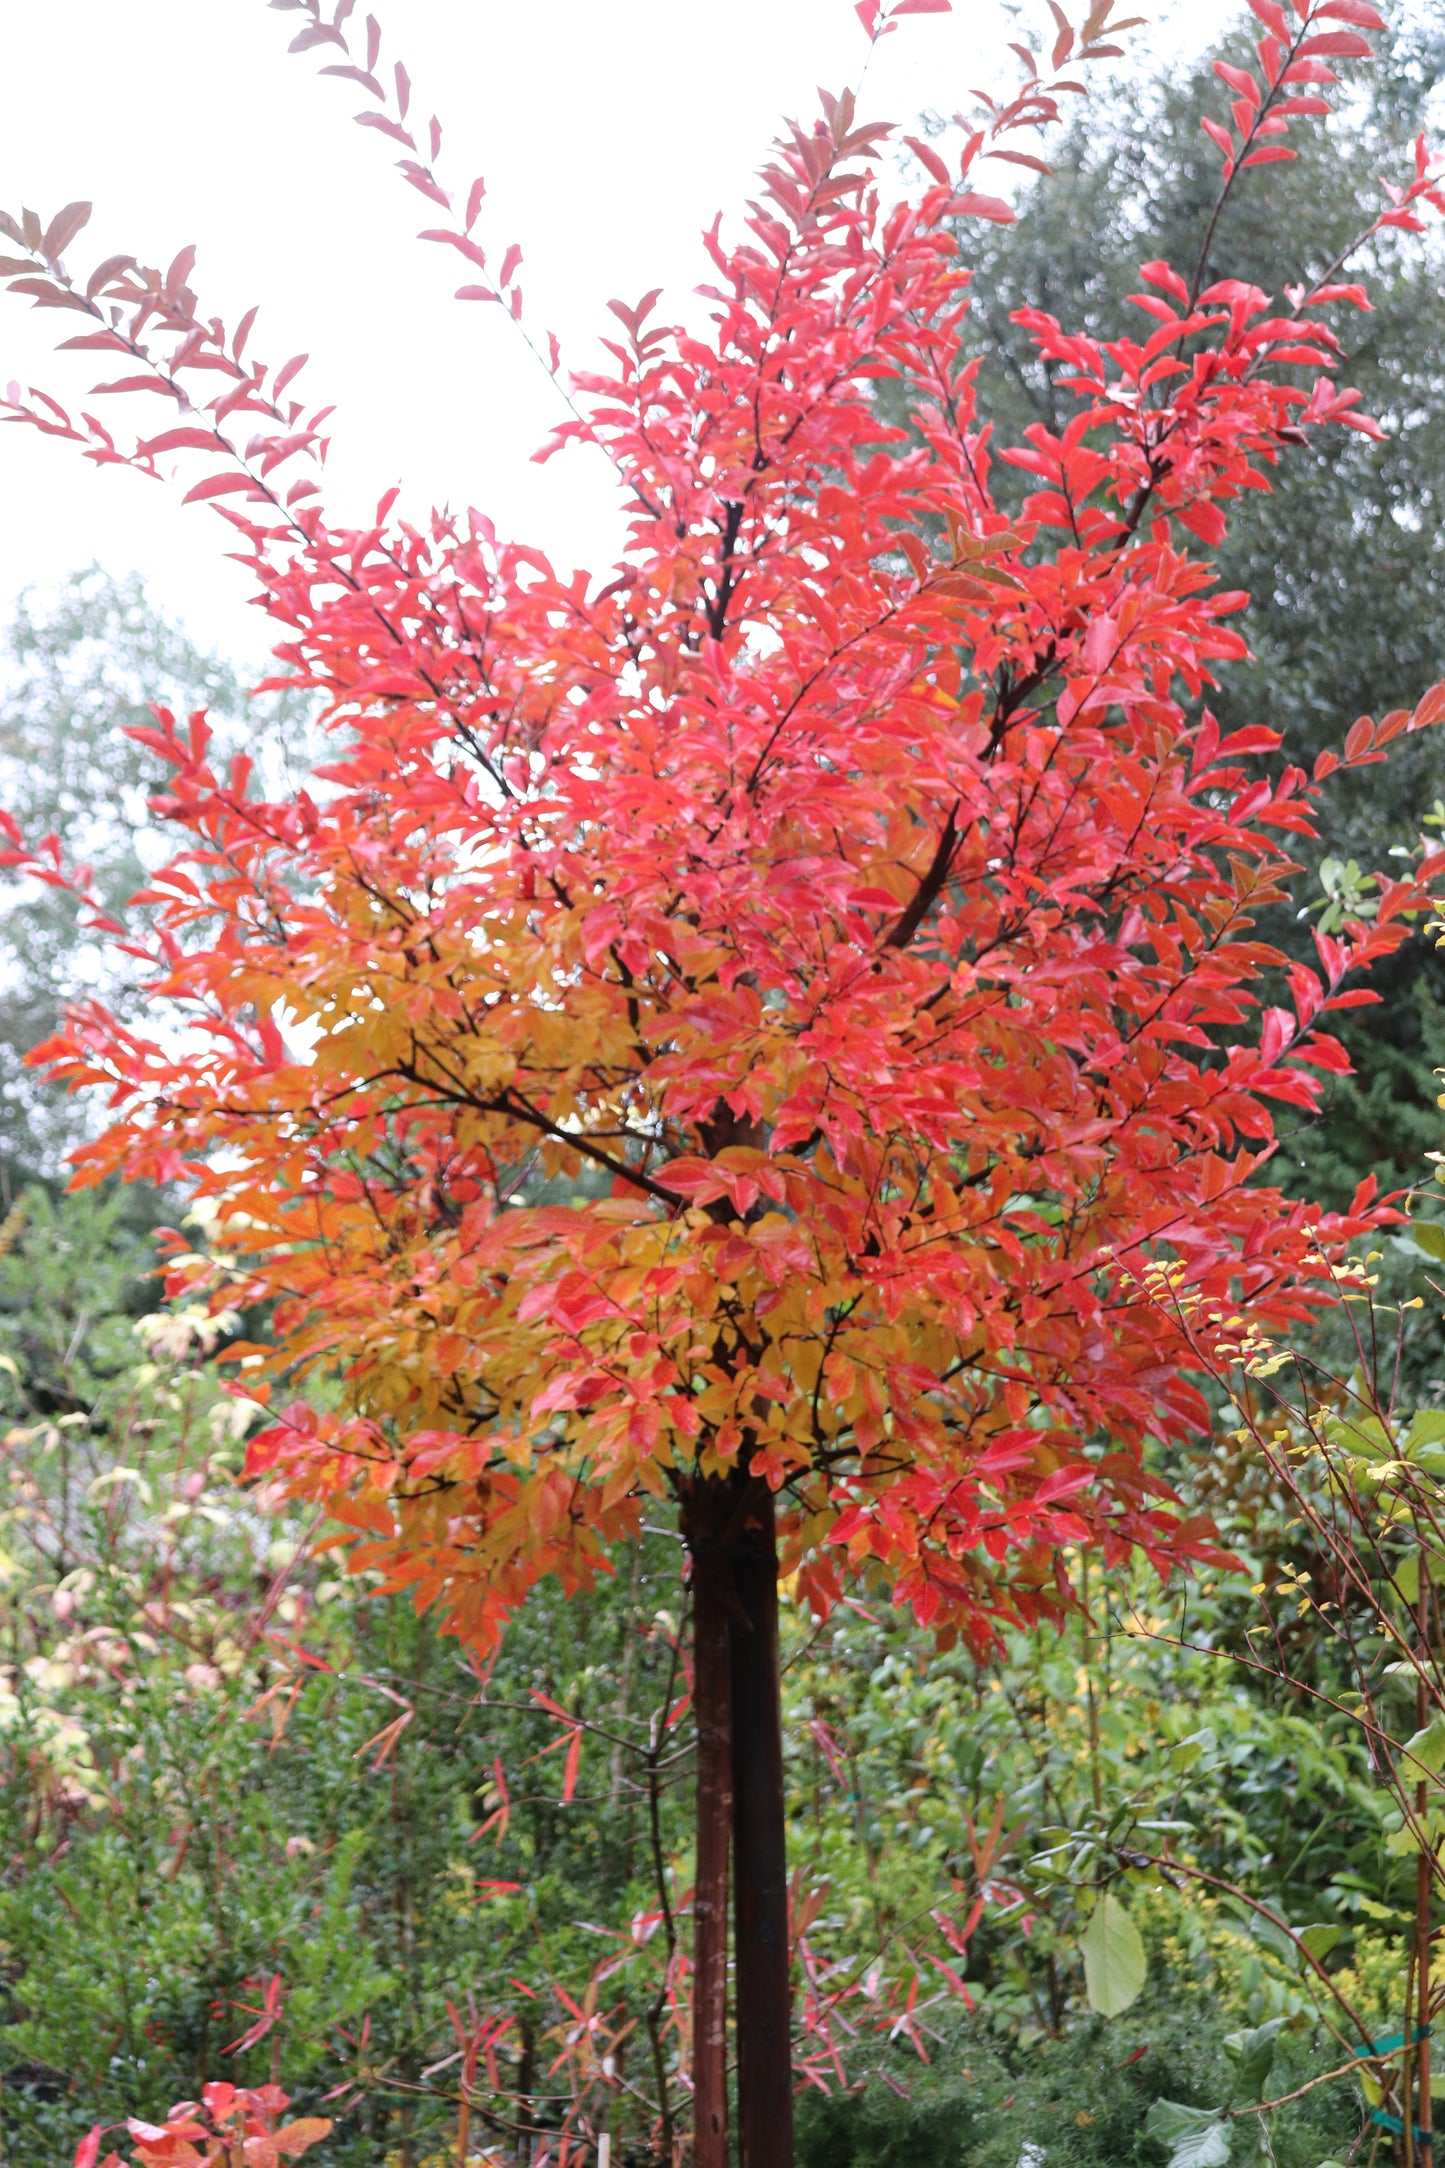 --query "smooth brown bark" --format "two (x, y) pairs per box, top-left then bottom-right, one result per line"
(1413, 1579), (1433, 2163)
(682, 1478), (735, 2168)
(729, 1483), (794, 2168)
